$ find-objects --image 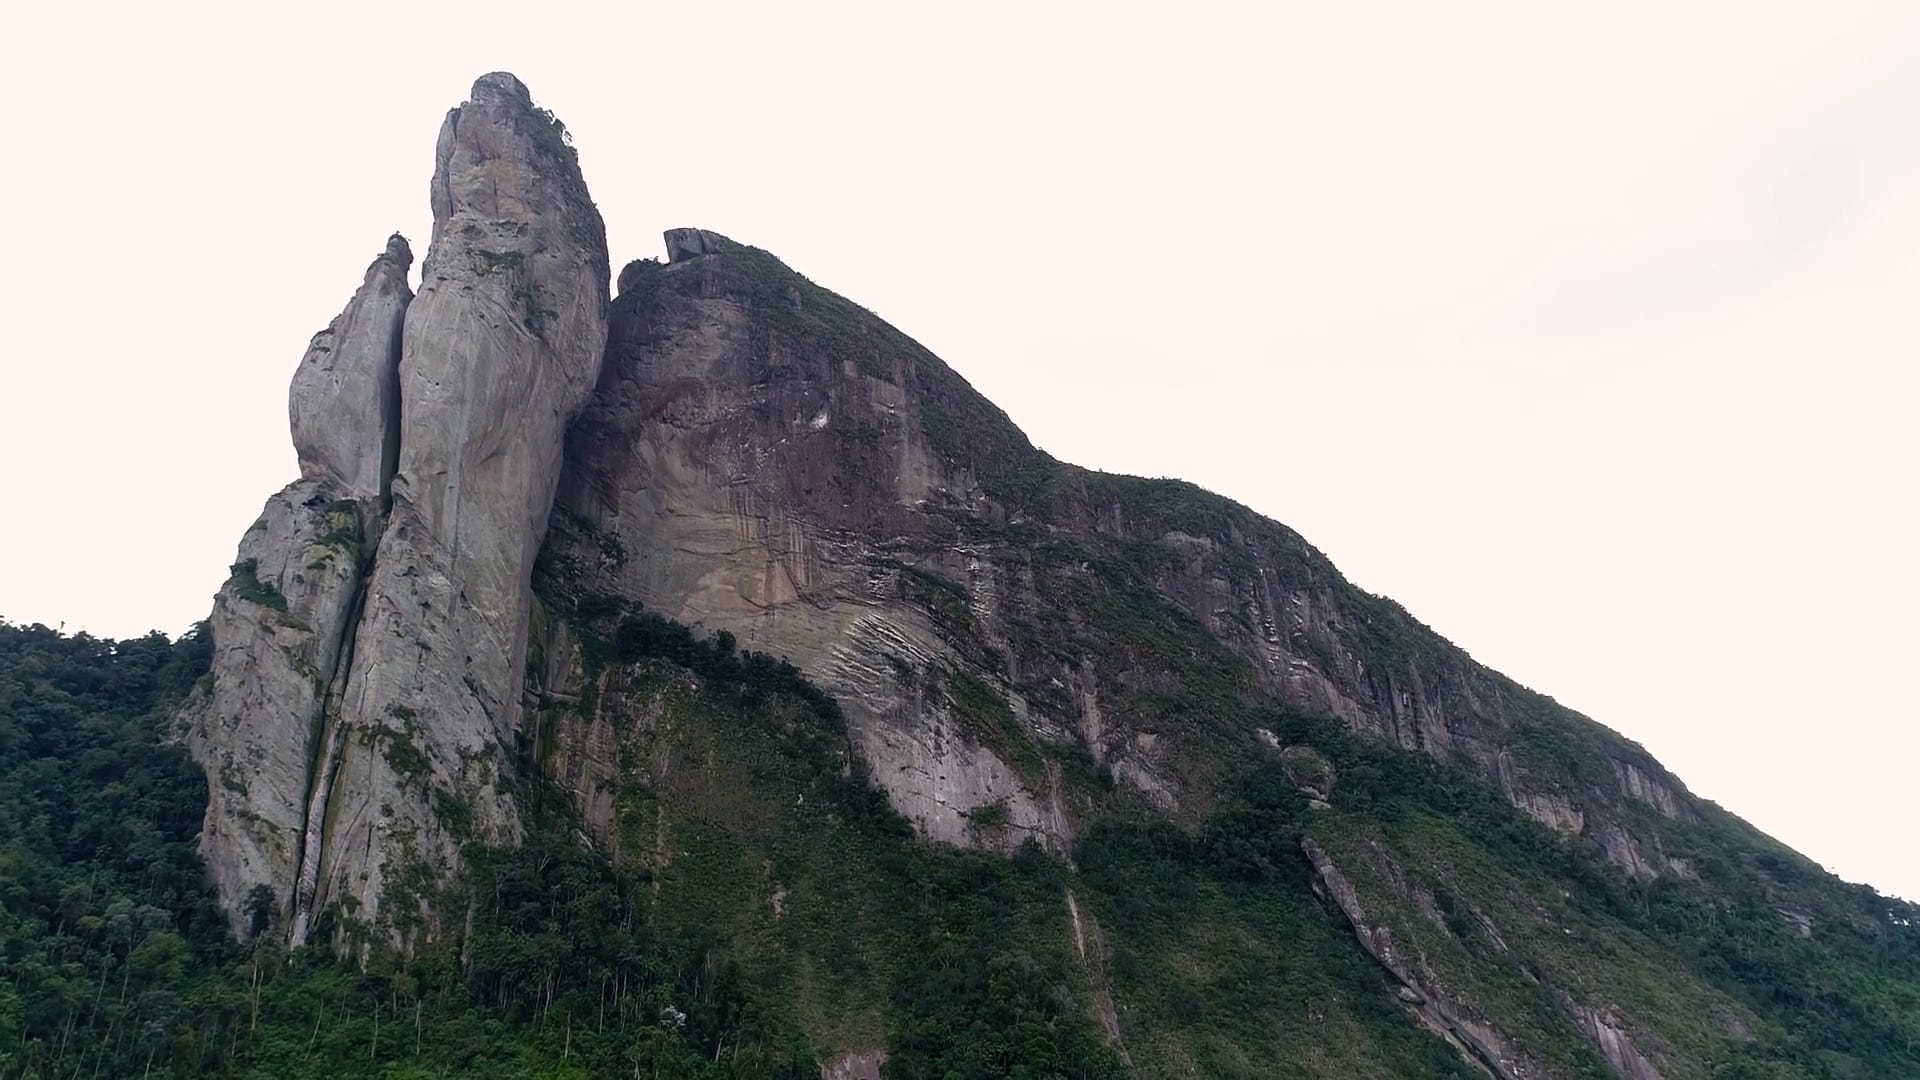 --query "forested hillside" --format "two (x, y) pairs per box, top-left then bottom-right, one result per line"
(5, 612), (1918, 1078)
